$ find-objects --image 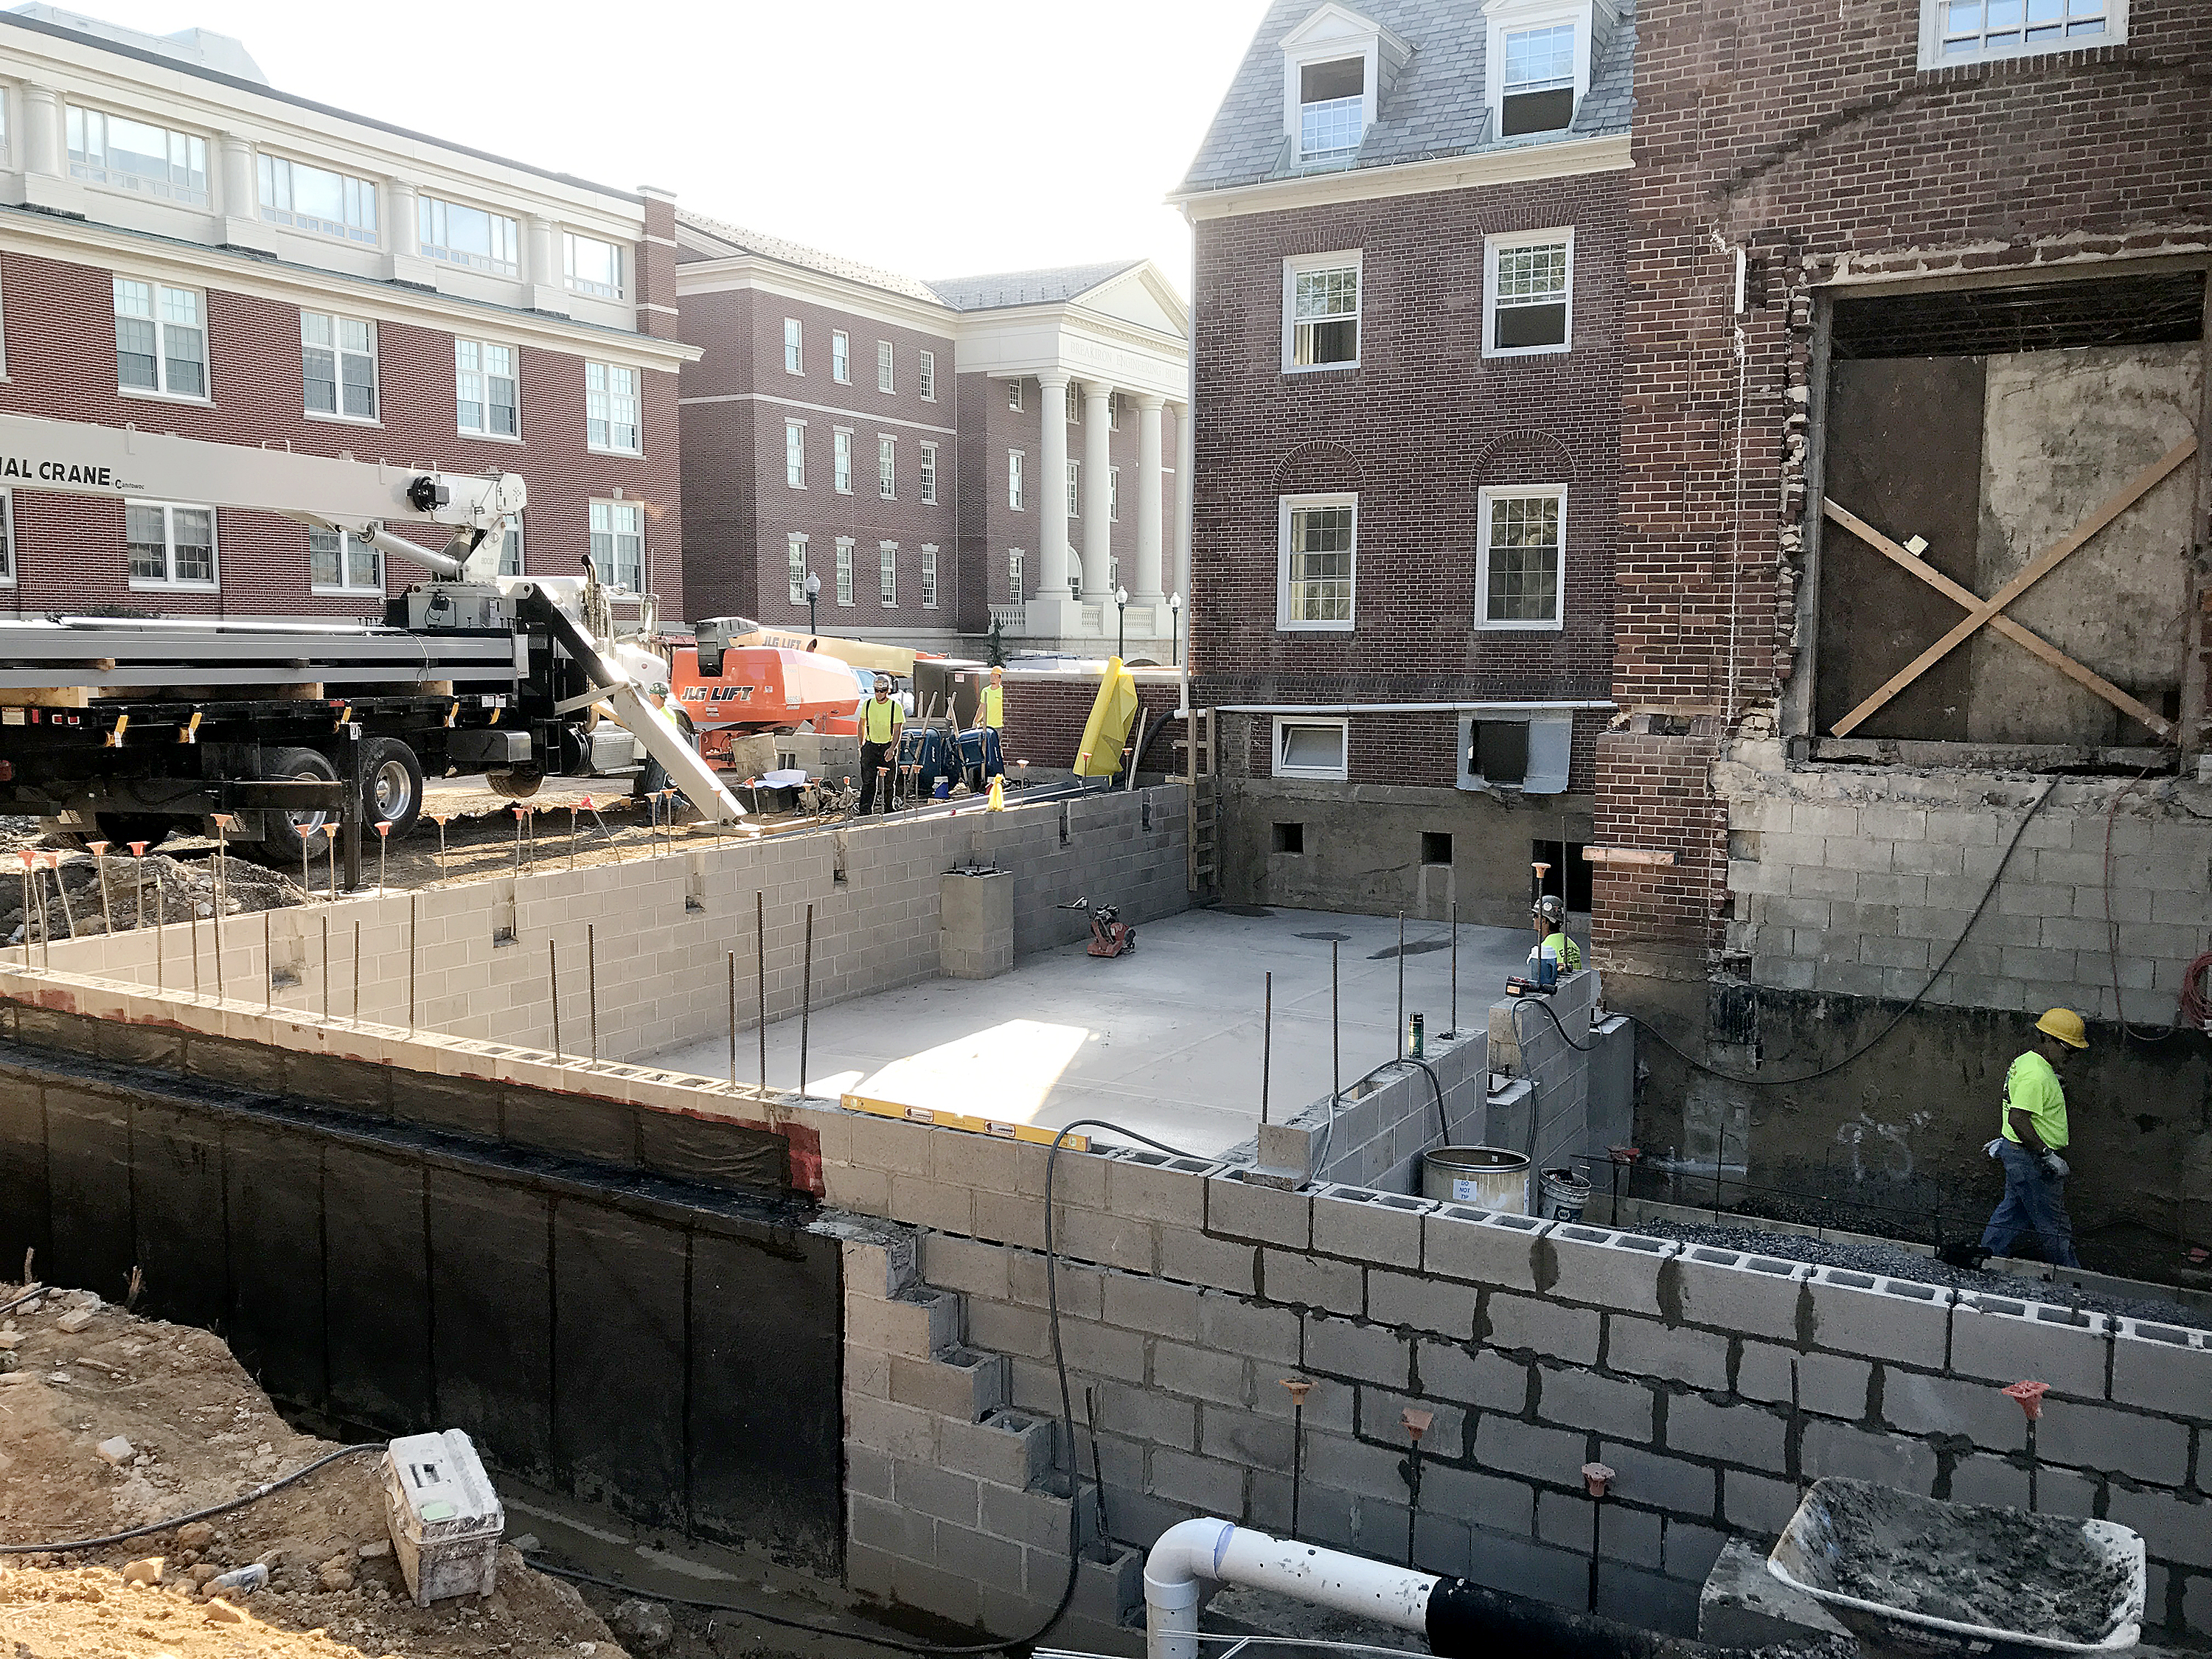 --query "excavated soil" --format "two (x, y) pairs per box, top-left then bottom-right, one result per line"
(0, 1279), (627, 1659)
